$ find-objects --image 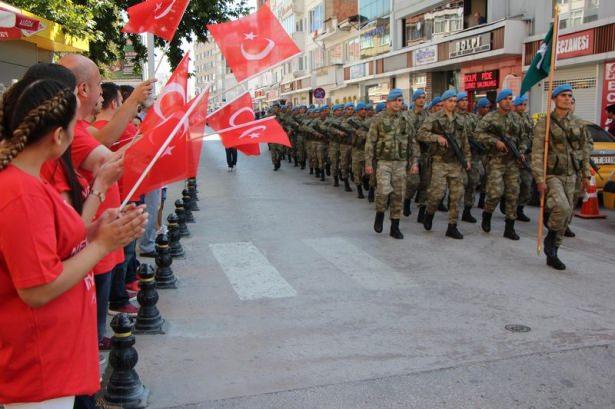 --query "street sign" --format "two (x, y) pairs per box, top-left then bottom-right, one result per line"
(313, 87), (326, 99)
